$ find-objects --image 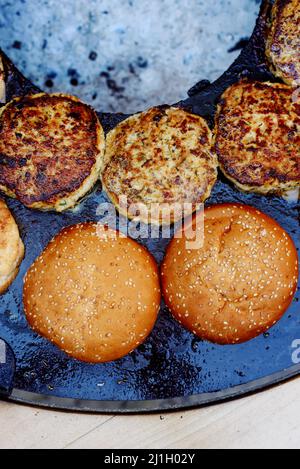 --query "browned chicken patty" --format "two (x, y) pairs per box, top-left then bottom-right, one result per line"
(102, 106), (218, 225)
(0, 93), (105, 211)
(266, 0), (300, 86)
(214, 80), (300, 195)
